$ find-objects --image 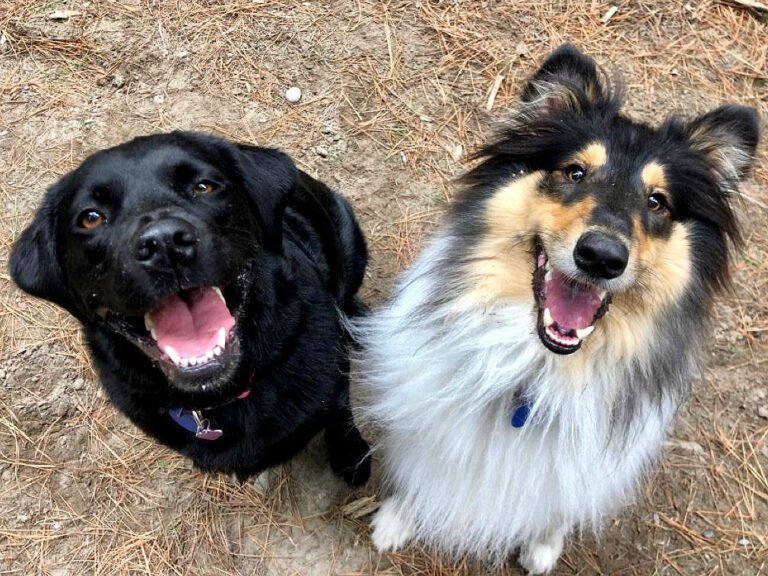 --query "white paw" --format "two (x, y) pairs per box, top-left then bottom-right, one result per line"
(519, 531), (565, 575)
(370, 498), (413, 552)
